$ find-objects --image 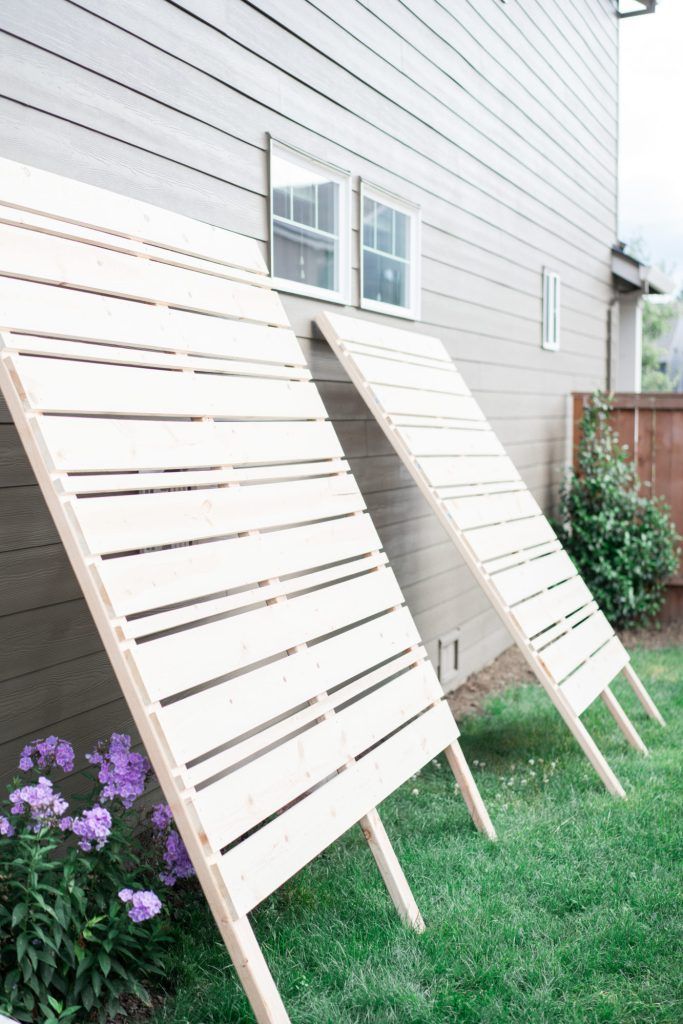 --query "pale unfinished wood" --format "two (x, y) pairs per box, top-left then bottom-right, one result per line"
(0, 277), (303, 364)
(16, 353), (322, 419)
(0, 157), (267, 273)
(0, 160), (495, 1024)
(318, 311), (661, 799)
(98, 514), (380, 616)
(40, 416), (337, 473)
(0, 223), (287, 324)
